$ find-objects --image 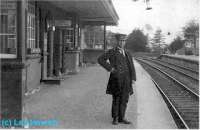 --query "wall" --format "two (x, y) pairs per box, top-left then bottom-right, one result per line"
(26, 57), (41, 92)
(82, 49), (104, 64)
(1, 59), (26, 122)
(63, 51), (80, 74)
